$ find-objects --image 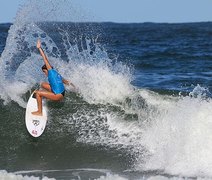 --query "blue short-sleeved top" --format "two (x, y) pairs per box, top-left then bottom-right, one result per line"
(48, 69), (65, 94)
